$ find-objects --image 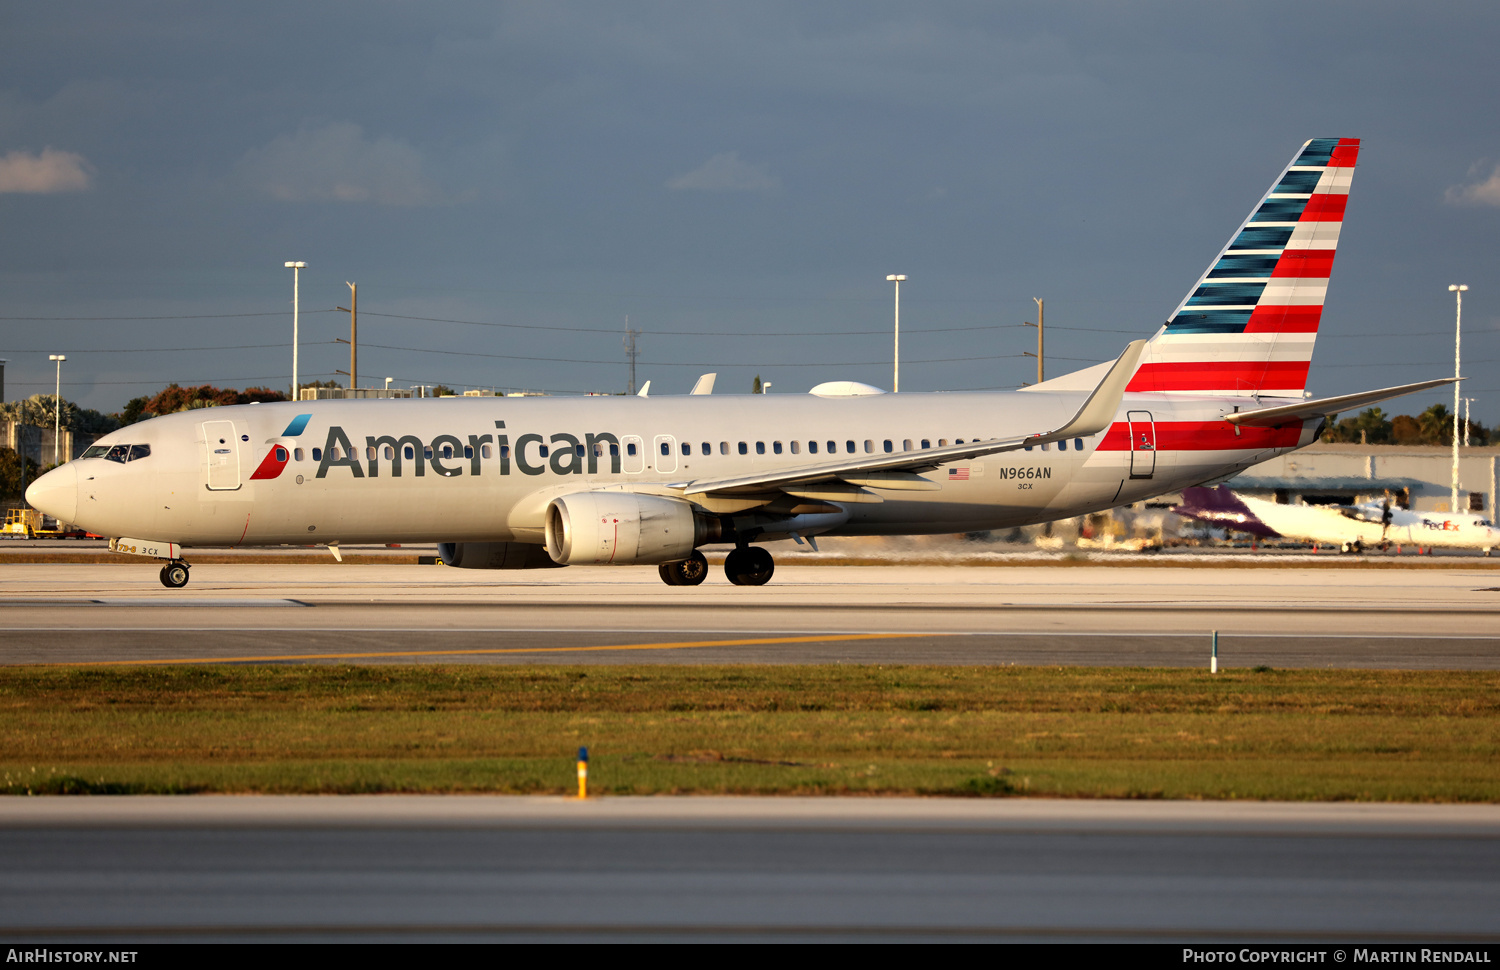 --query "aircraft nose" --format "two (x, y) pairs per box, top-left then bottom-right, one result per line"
(25, 462), (78, 523)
